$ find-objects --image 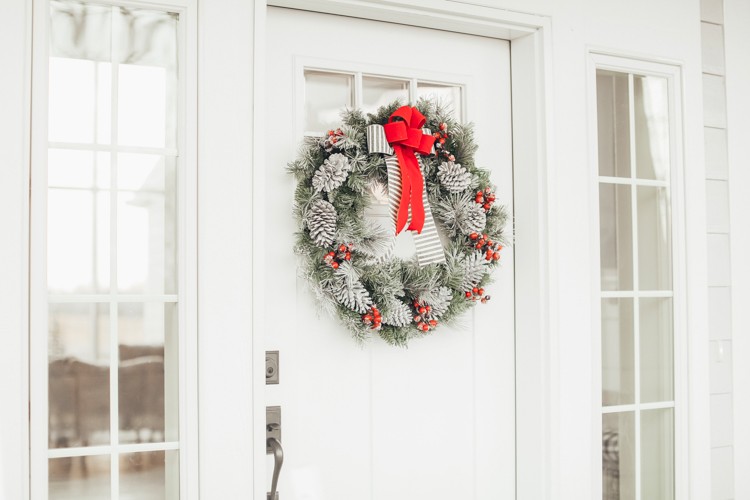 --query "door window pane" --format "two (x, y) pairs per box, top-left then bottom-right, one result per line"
(640, 298), (674, 403)
(641, 409), (674, 500)
(417, 82), (462, 119)
(597, 71), (631, 177)
(50, 454), (111, 499)
(304, 70), (353, 133)
(599, 184), (633, 291)
(634, 76), (670, 181)
(603, 412), (635, 500)
(120, 450), (179, 499)
(602, 299), (635, 406)
(637, 186), (672, 290)
(362, 76), (409, 116)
